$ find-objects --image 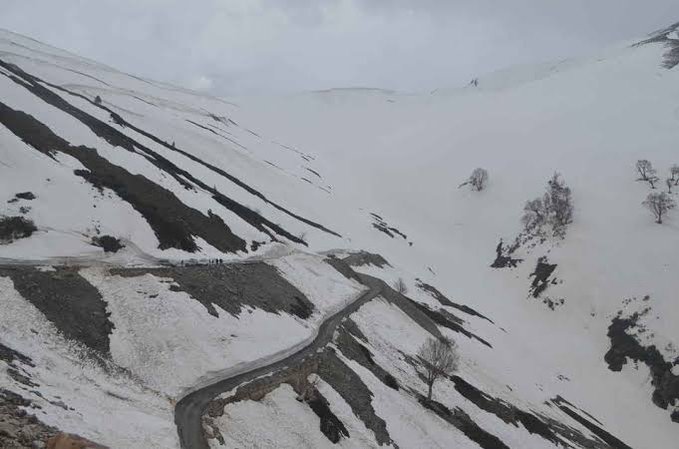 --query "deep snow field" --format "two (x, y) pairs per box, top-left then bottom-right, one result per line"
(1, 21), (679, 449)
